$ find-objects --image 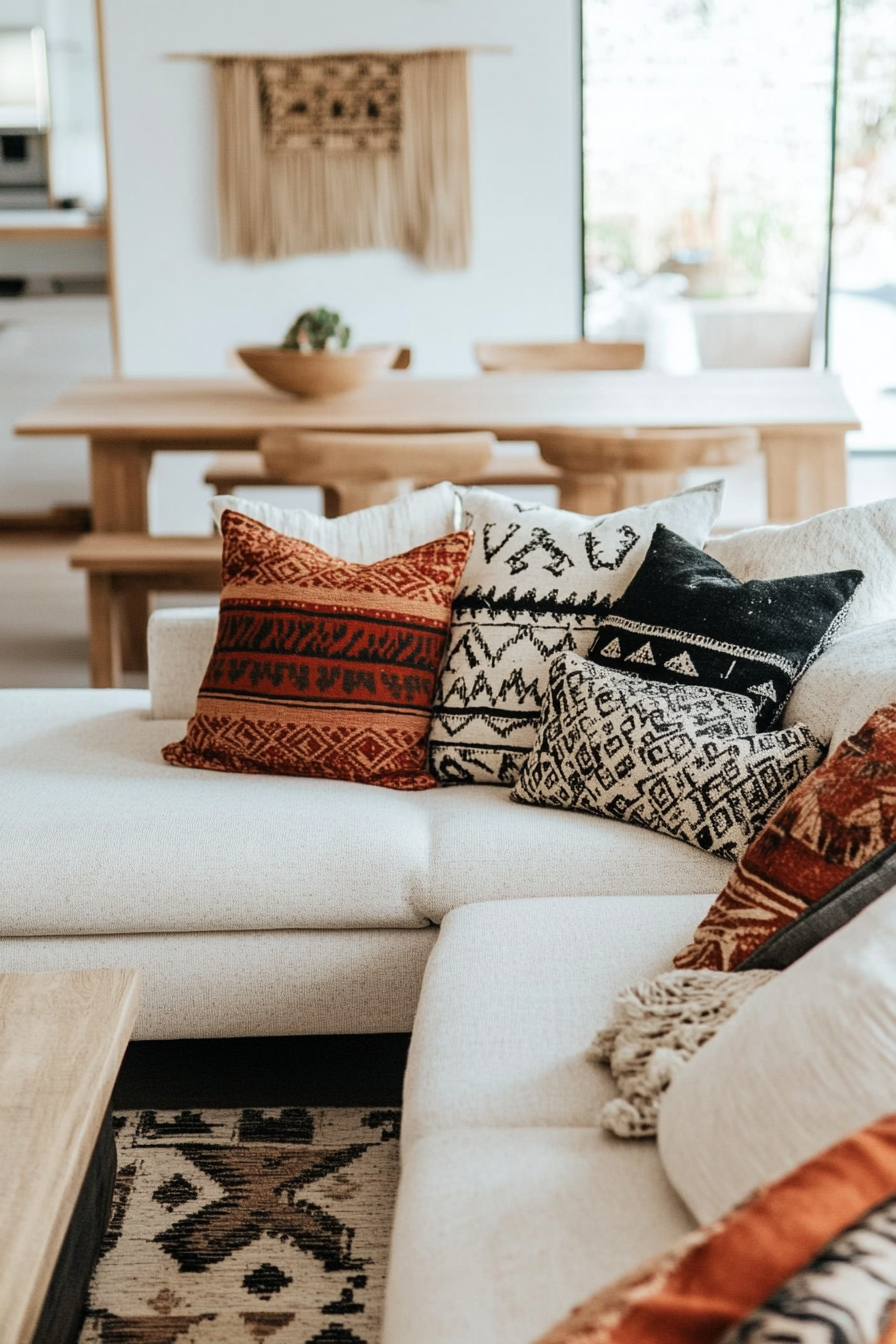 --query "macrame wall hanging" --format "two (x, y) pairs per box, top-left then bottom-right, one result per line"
(213, 49), (472, 270)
